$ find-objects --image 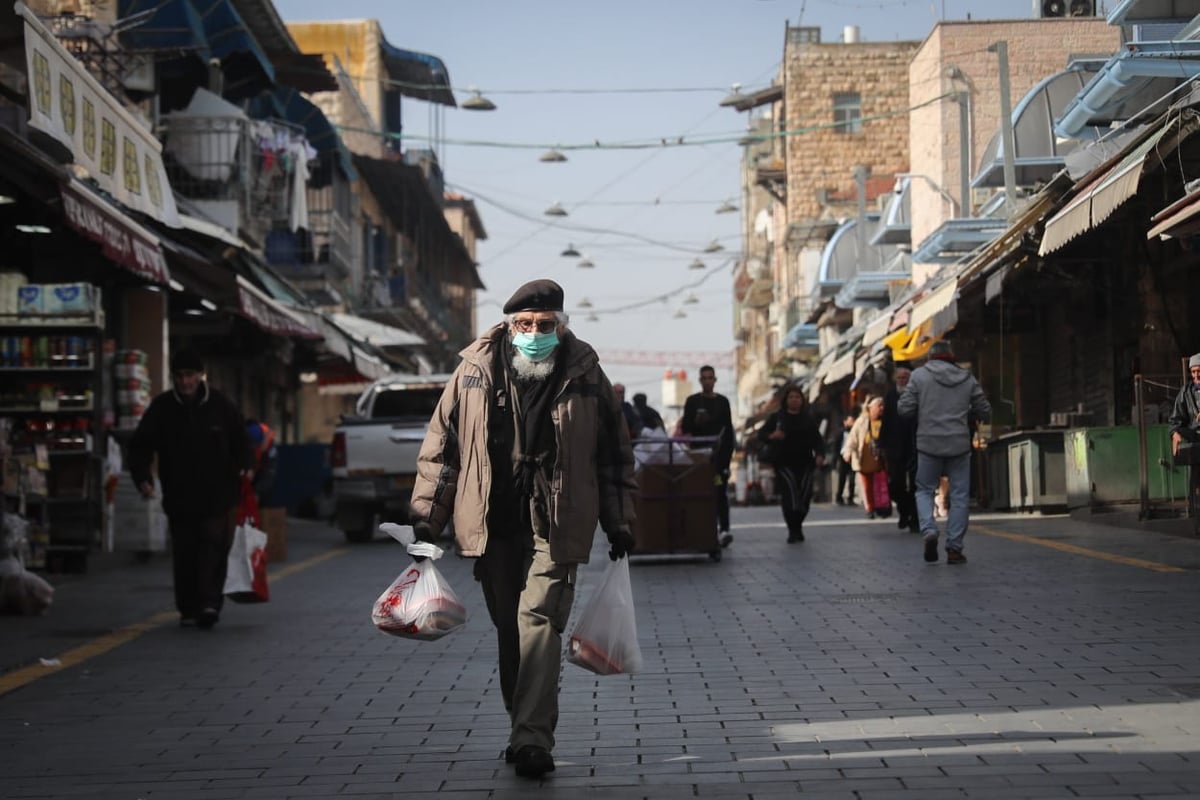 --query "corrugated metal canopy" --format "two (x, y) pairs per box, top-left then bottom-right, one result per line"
(973, 69), (1100, 189)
